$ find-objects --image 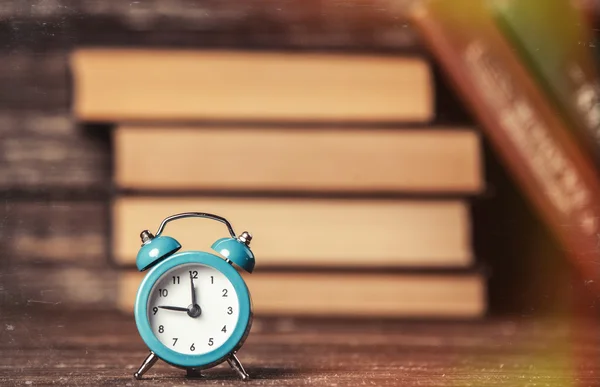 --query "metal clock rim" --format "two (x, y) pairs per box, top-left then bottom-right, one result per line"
(134, 251), (253, 369)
